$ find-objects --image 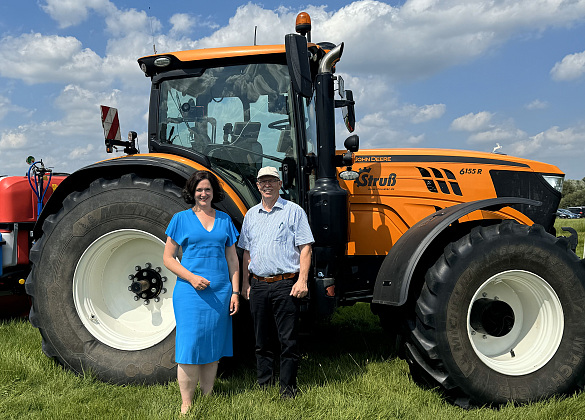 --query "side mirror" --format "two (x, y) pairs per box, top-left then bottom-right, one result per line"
(285, 34), (312, 98)
(342, 90), (355, 133)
